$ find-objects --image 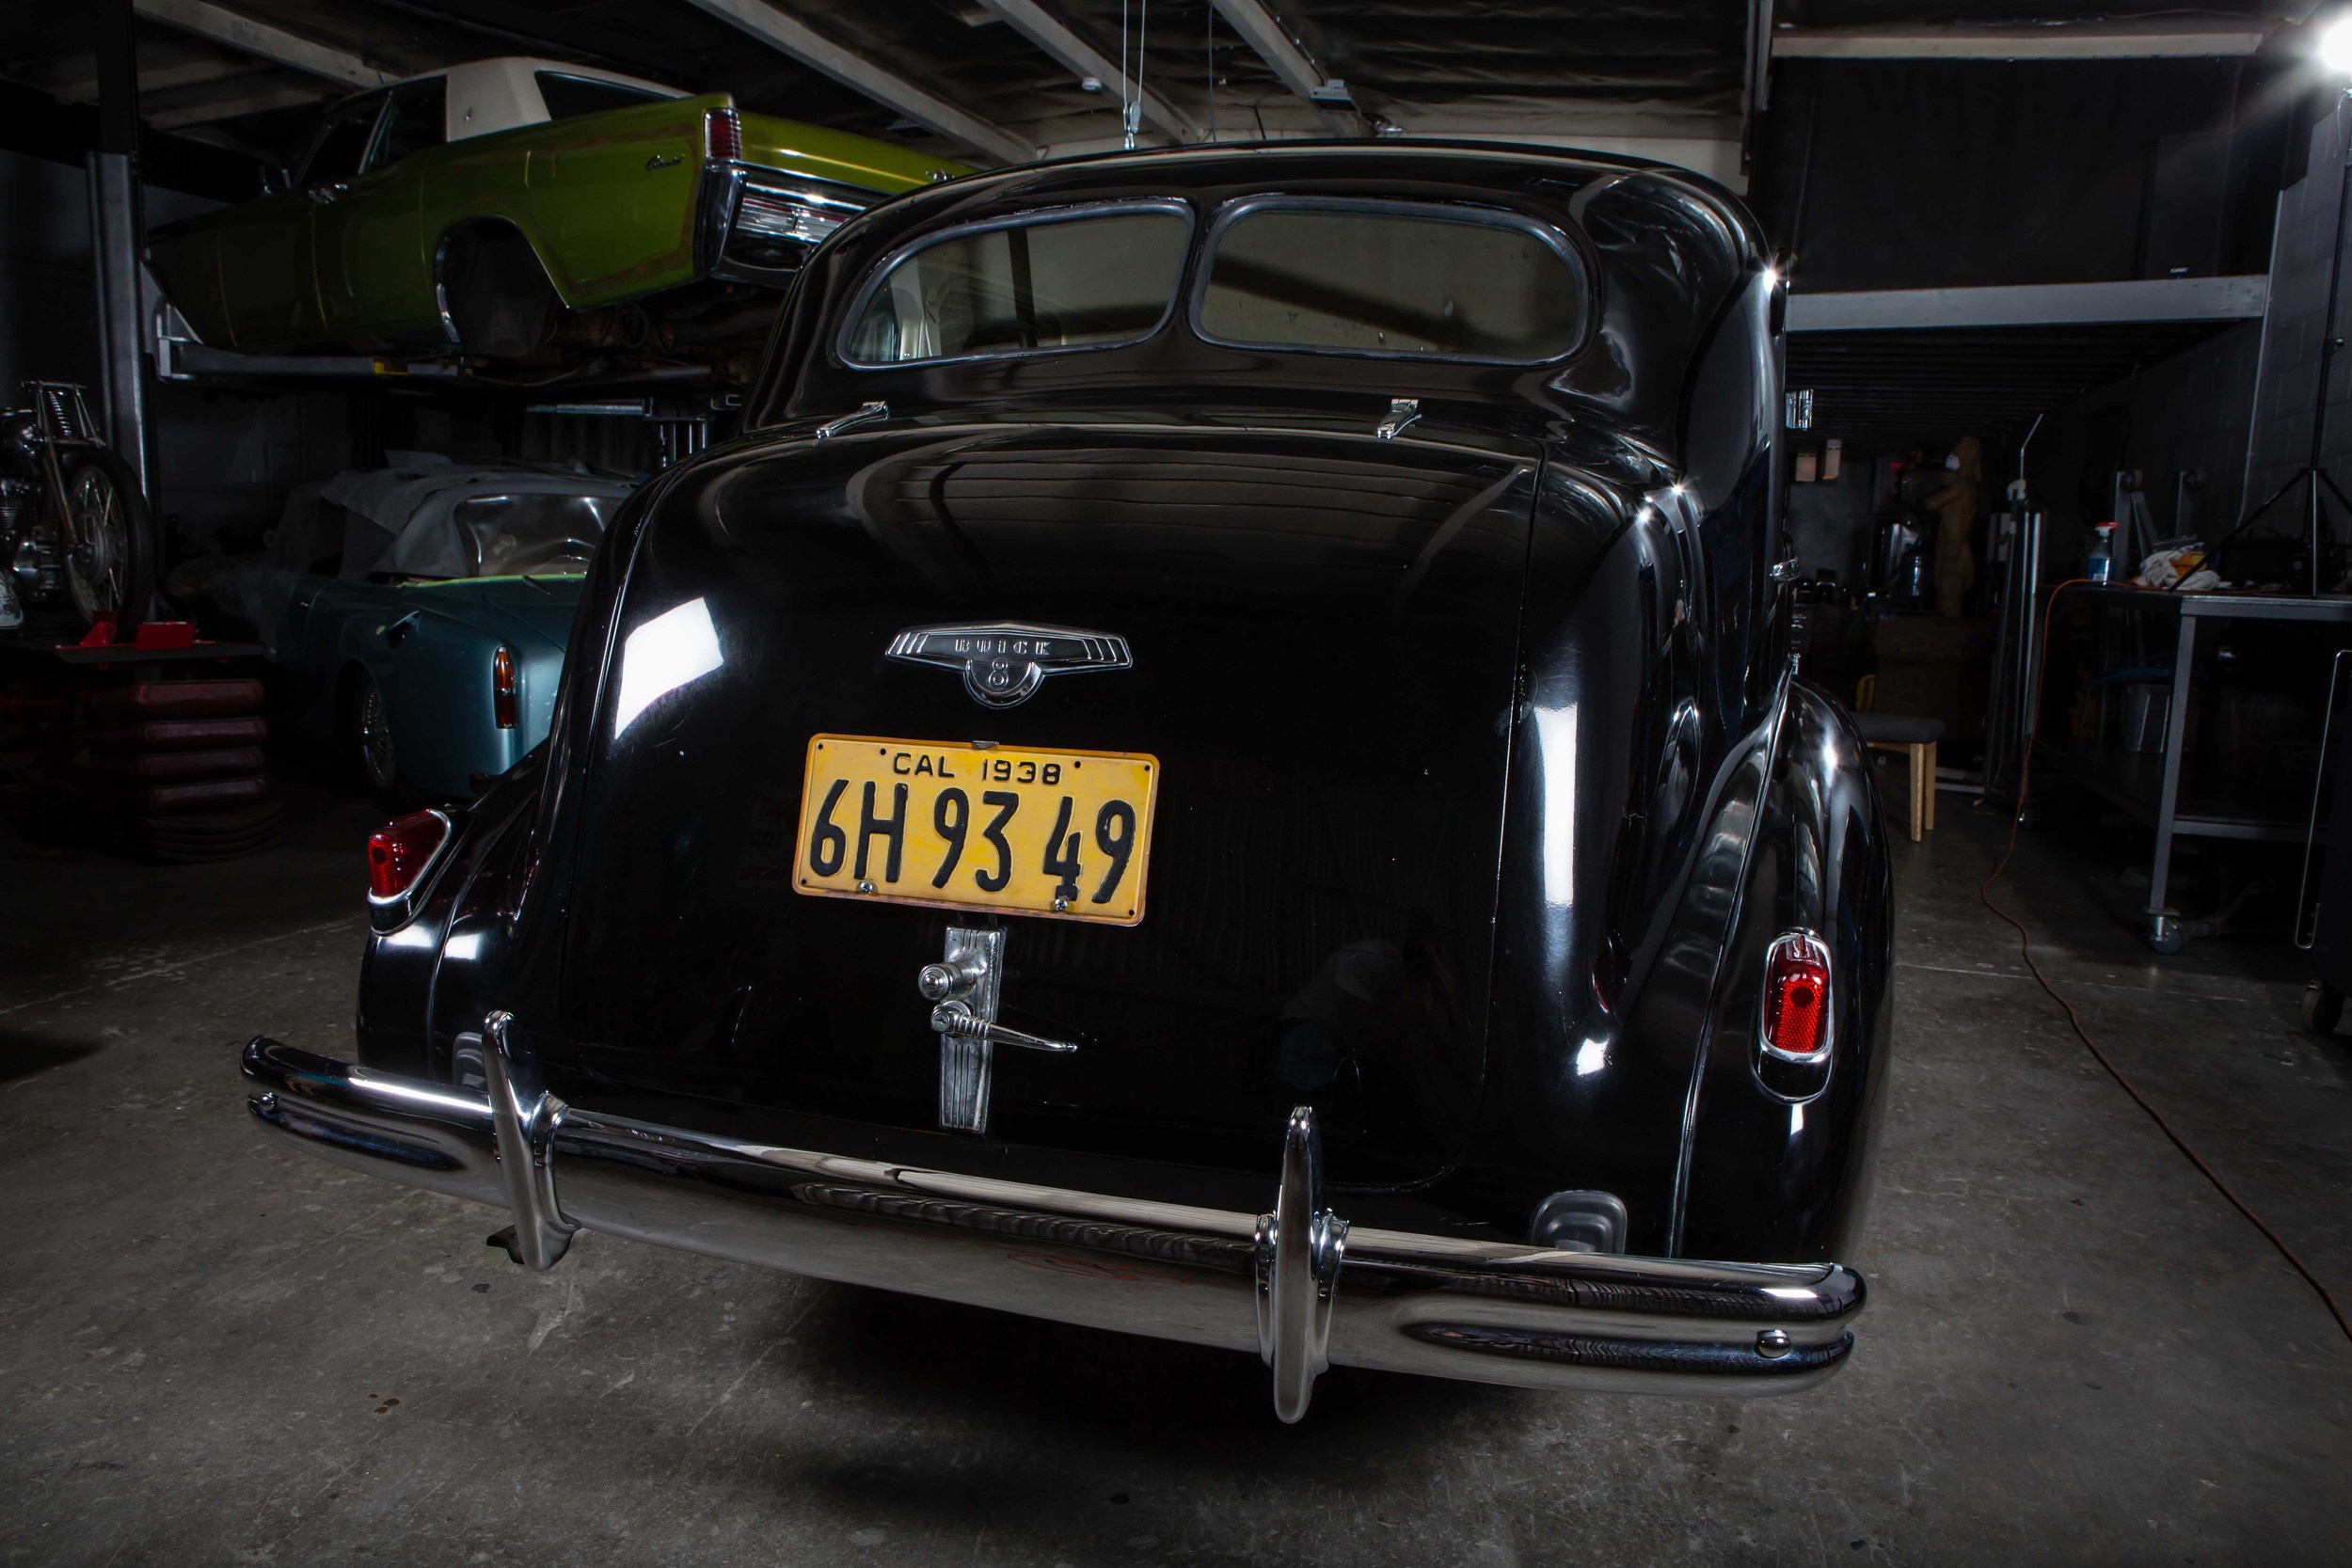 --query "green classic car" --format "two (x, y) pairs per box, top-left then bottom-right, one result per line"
(148, 57), (964, 358)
